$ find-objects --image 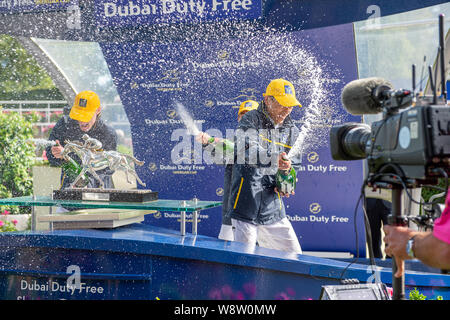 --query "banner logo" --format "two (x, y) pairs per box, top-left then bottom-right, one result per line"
(307, 151), (319, 163)
(139, 68), (189, 91)
(210, 88), (258, 109)
(96, 0), (263, 27)
(309, 202), (321, 214)
(153, 211), (162, 219)
(166, 109), (177, 119)
(217, 50), (230, 60)
(216, 187), (224, 196)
